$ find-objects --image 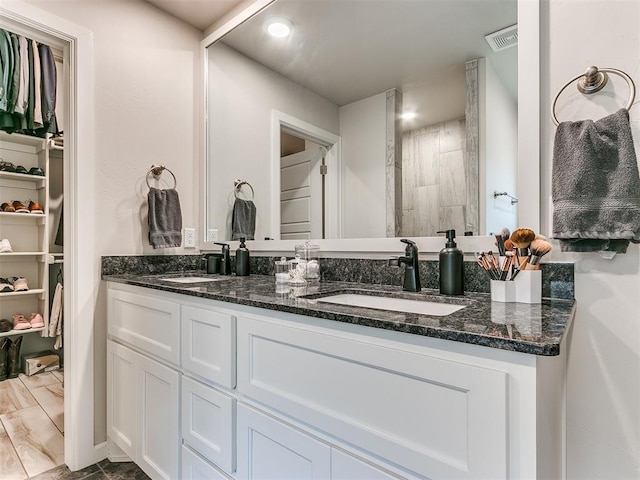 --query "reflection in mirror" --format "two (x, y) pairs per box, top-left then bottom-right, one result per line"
(206, 0), (518, 242)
